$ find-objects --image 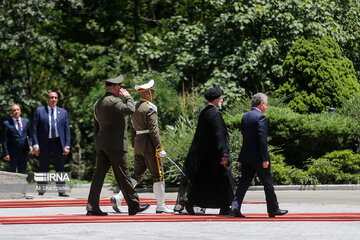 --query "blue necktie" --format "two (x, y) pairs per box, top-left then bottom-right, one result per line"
(16, 119), (22, 135)
(51, 108), (56, 138)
